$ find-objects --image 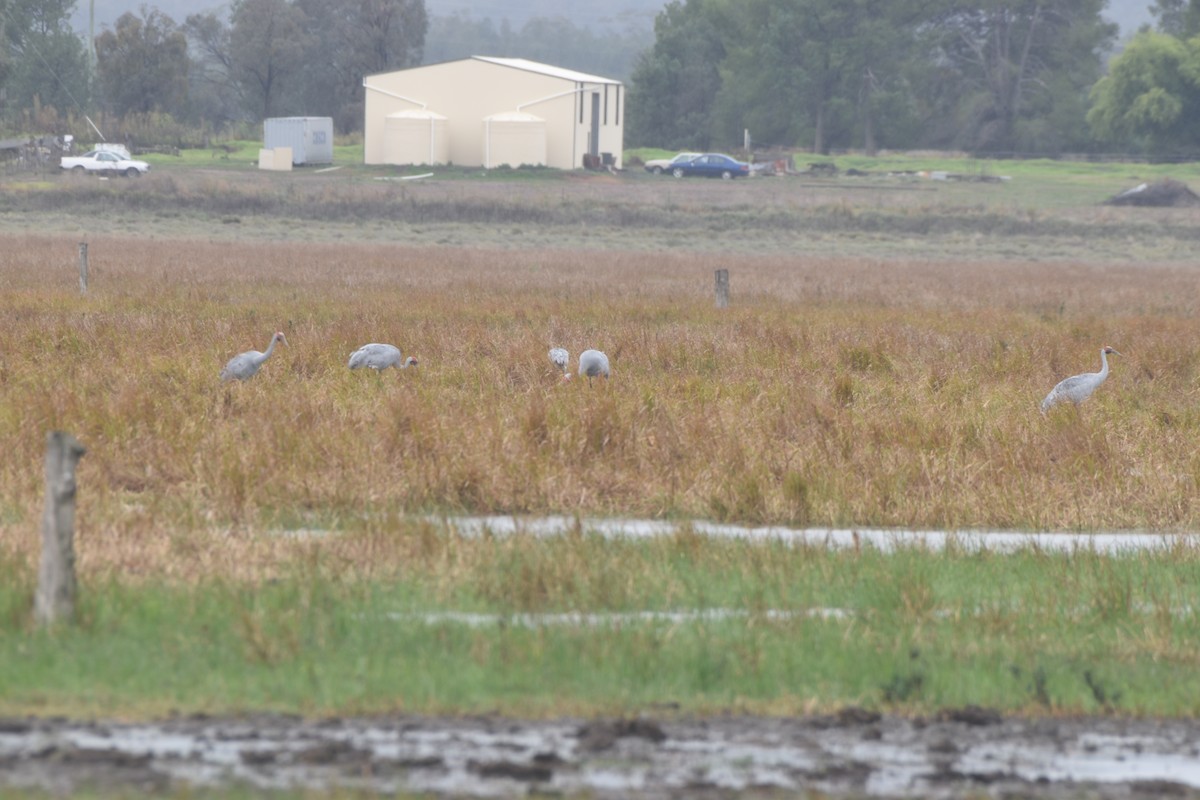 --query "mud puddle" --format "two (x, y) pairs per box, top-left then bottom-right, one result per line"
(3, 711), (1200, 798)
